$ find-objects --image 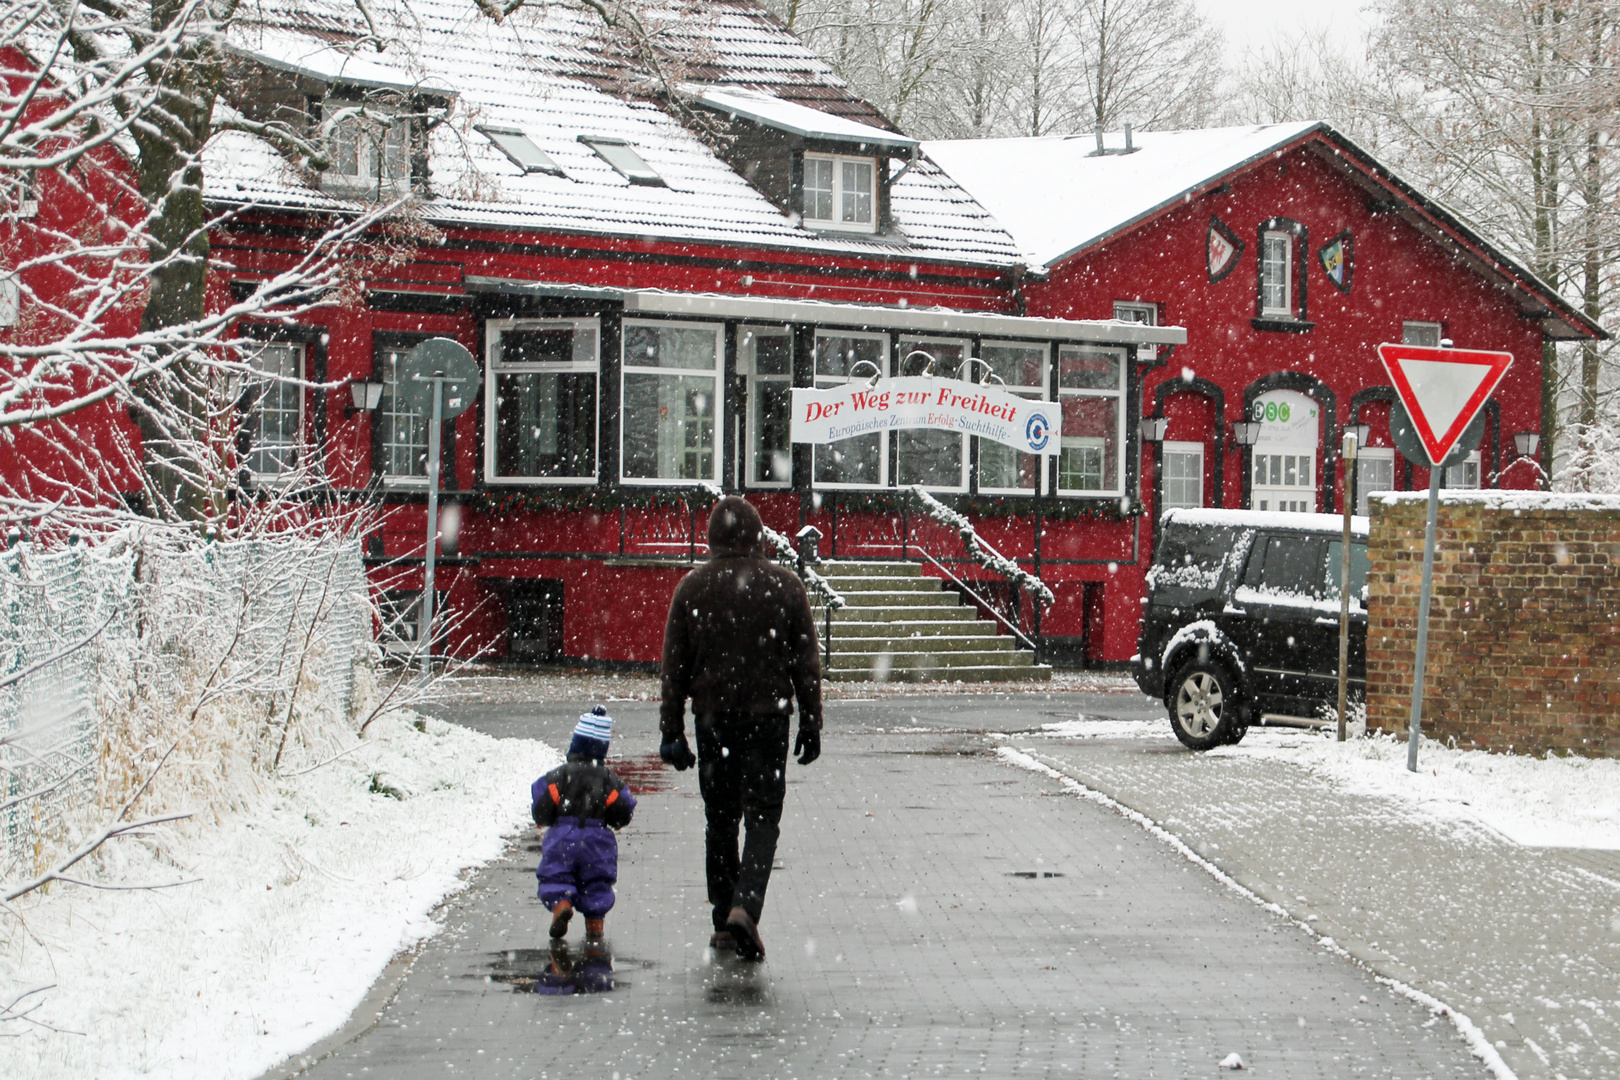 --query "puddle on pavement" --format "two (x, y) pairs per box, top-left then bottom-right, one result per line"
(487, 943), (644, 995)
(1006, 871), (1065, 878)
(609, 753), (673, 794)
